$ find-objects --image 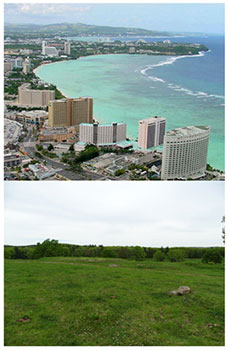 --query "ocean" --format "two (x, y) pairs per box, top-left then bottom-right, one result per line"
(36, 35), (225, 170)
